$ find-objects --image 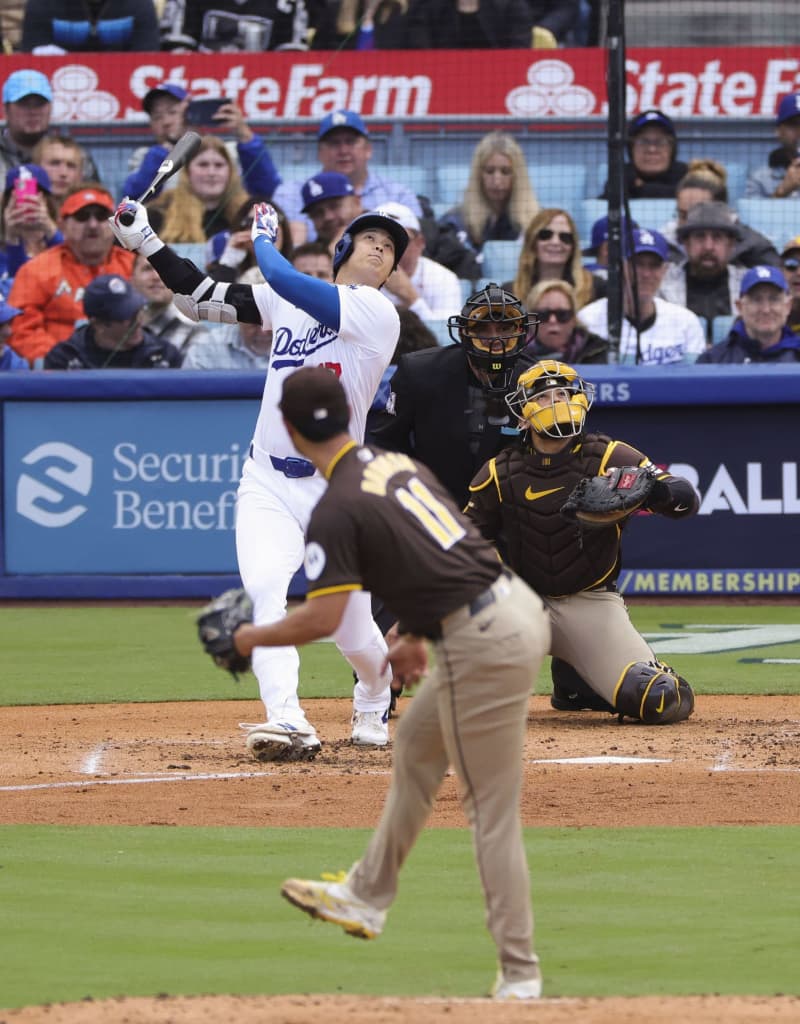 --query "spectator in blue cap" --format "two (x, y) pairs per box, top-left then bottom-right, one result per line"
(0, 70), (53, 181)
(0, 298), (29, 370)
(123, 82), (281, 207)
(579, 227), (706, 365)
(301, 171), (362, 249)
(582, 214), (638, 279)
(272, 109), (422, 247)
(600, 109), (688, 200)
(44, 274), (183, 369)
(745, 93), (800, 199)
(697, 266), (800, 363)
